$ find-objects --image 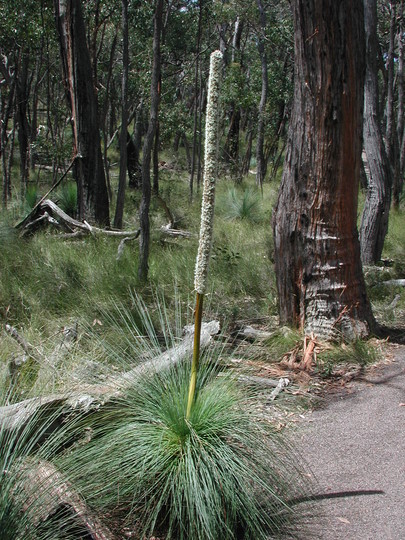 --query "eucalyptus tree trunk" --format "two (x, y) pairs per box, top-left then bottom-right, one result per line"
(139, 0), (163, 281)
(128, 101), (143, 189)
(113, 0), (129, 229)
(101, 30), (117, 199)
(1, 73), (16, 208)
(385, 0), (402, 208)
(385, 0), (396, 157)
(360, 0), (392, 265)
(397, 0), (405, 200)
(189, 0), (203, 199)
(153, 120), (160, 195)
(54, 0), (110, 226)
(273, 0), (375, 340)
(255, 0), (268, 188)
(223, 16), (243, 178)
(16, 50), (30, 200)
